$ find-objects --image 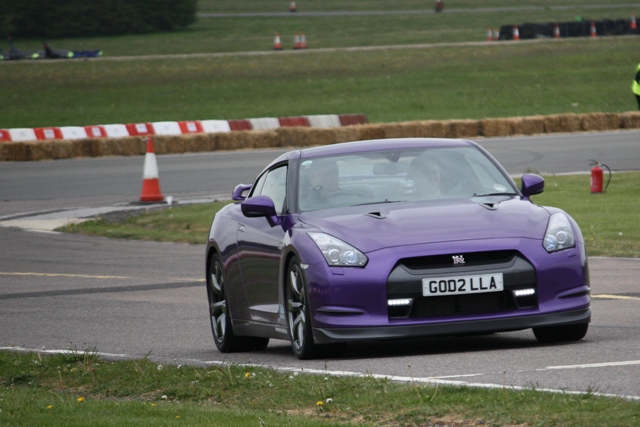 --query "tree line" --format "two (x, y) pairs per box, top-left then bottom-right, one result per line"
(0, 0), (197, 38)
